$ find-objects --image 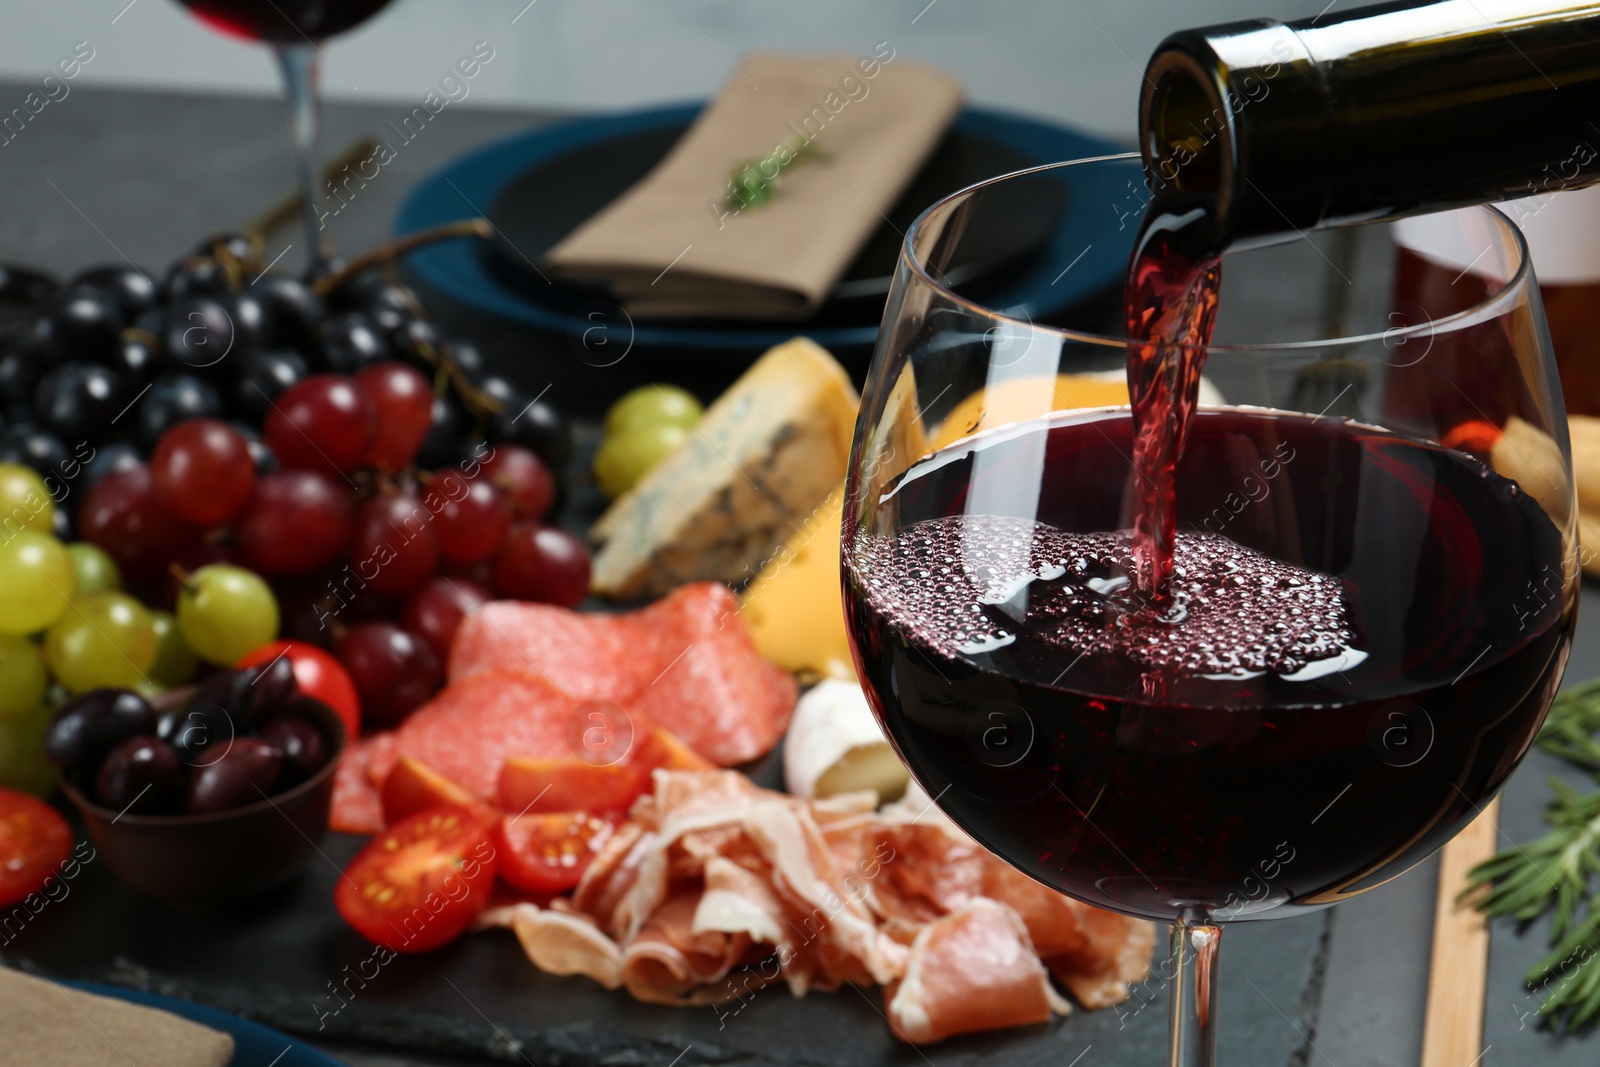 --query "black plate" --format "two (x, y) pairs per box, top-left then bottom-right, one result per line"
(481, 119), (1061, 329)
